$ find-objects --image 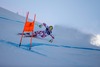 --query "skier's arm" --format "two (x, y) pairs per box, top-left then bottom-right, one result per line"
(39, 23), (48, 28)
(49, 34), (55, 43)
(50, 34), (54, 39)
(42, 23), (48, 28)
